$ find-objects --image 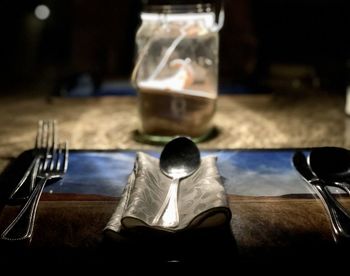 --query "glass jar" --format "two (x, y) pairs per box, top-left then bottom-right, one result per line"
(132, 2), (224, 143)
